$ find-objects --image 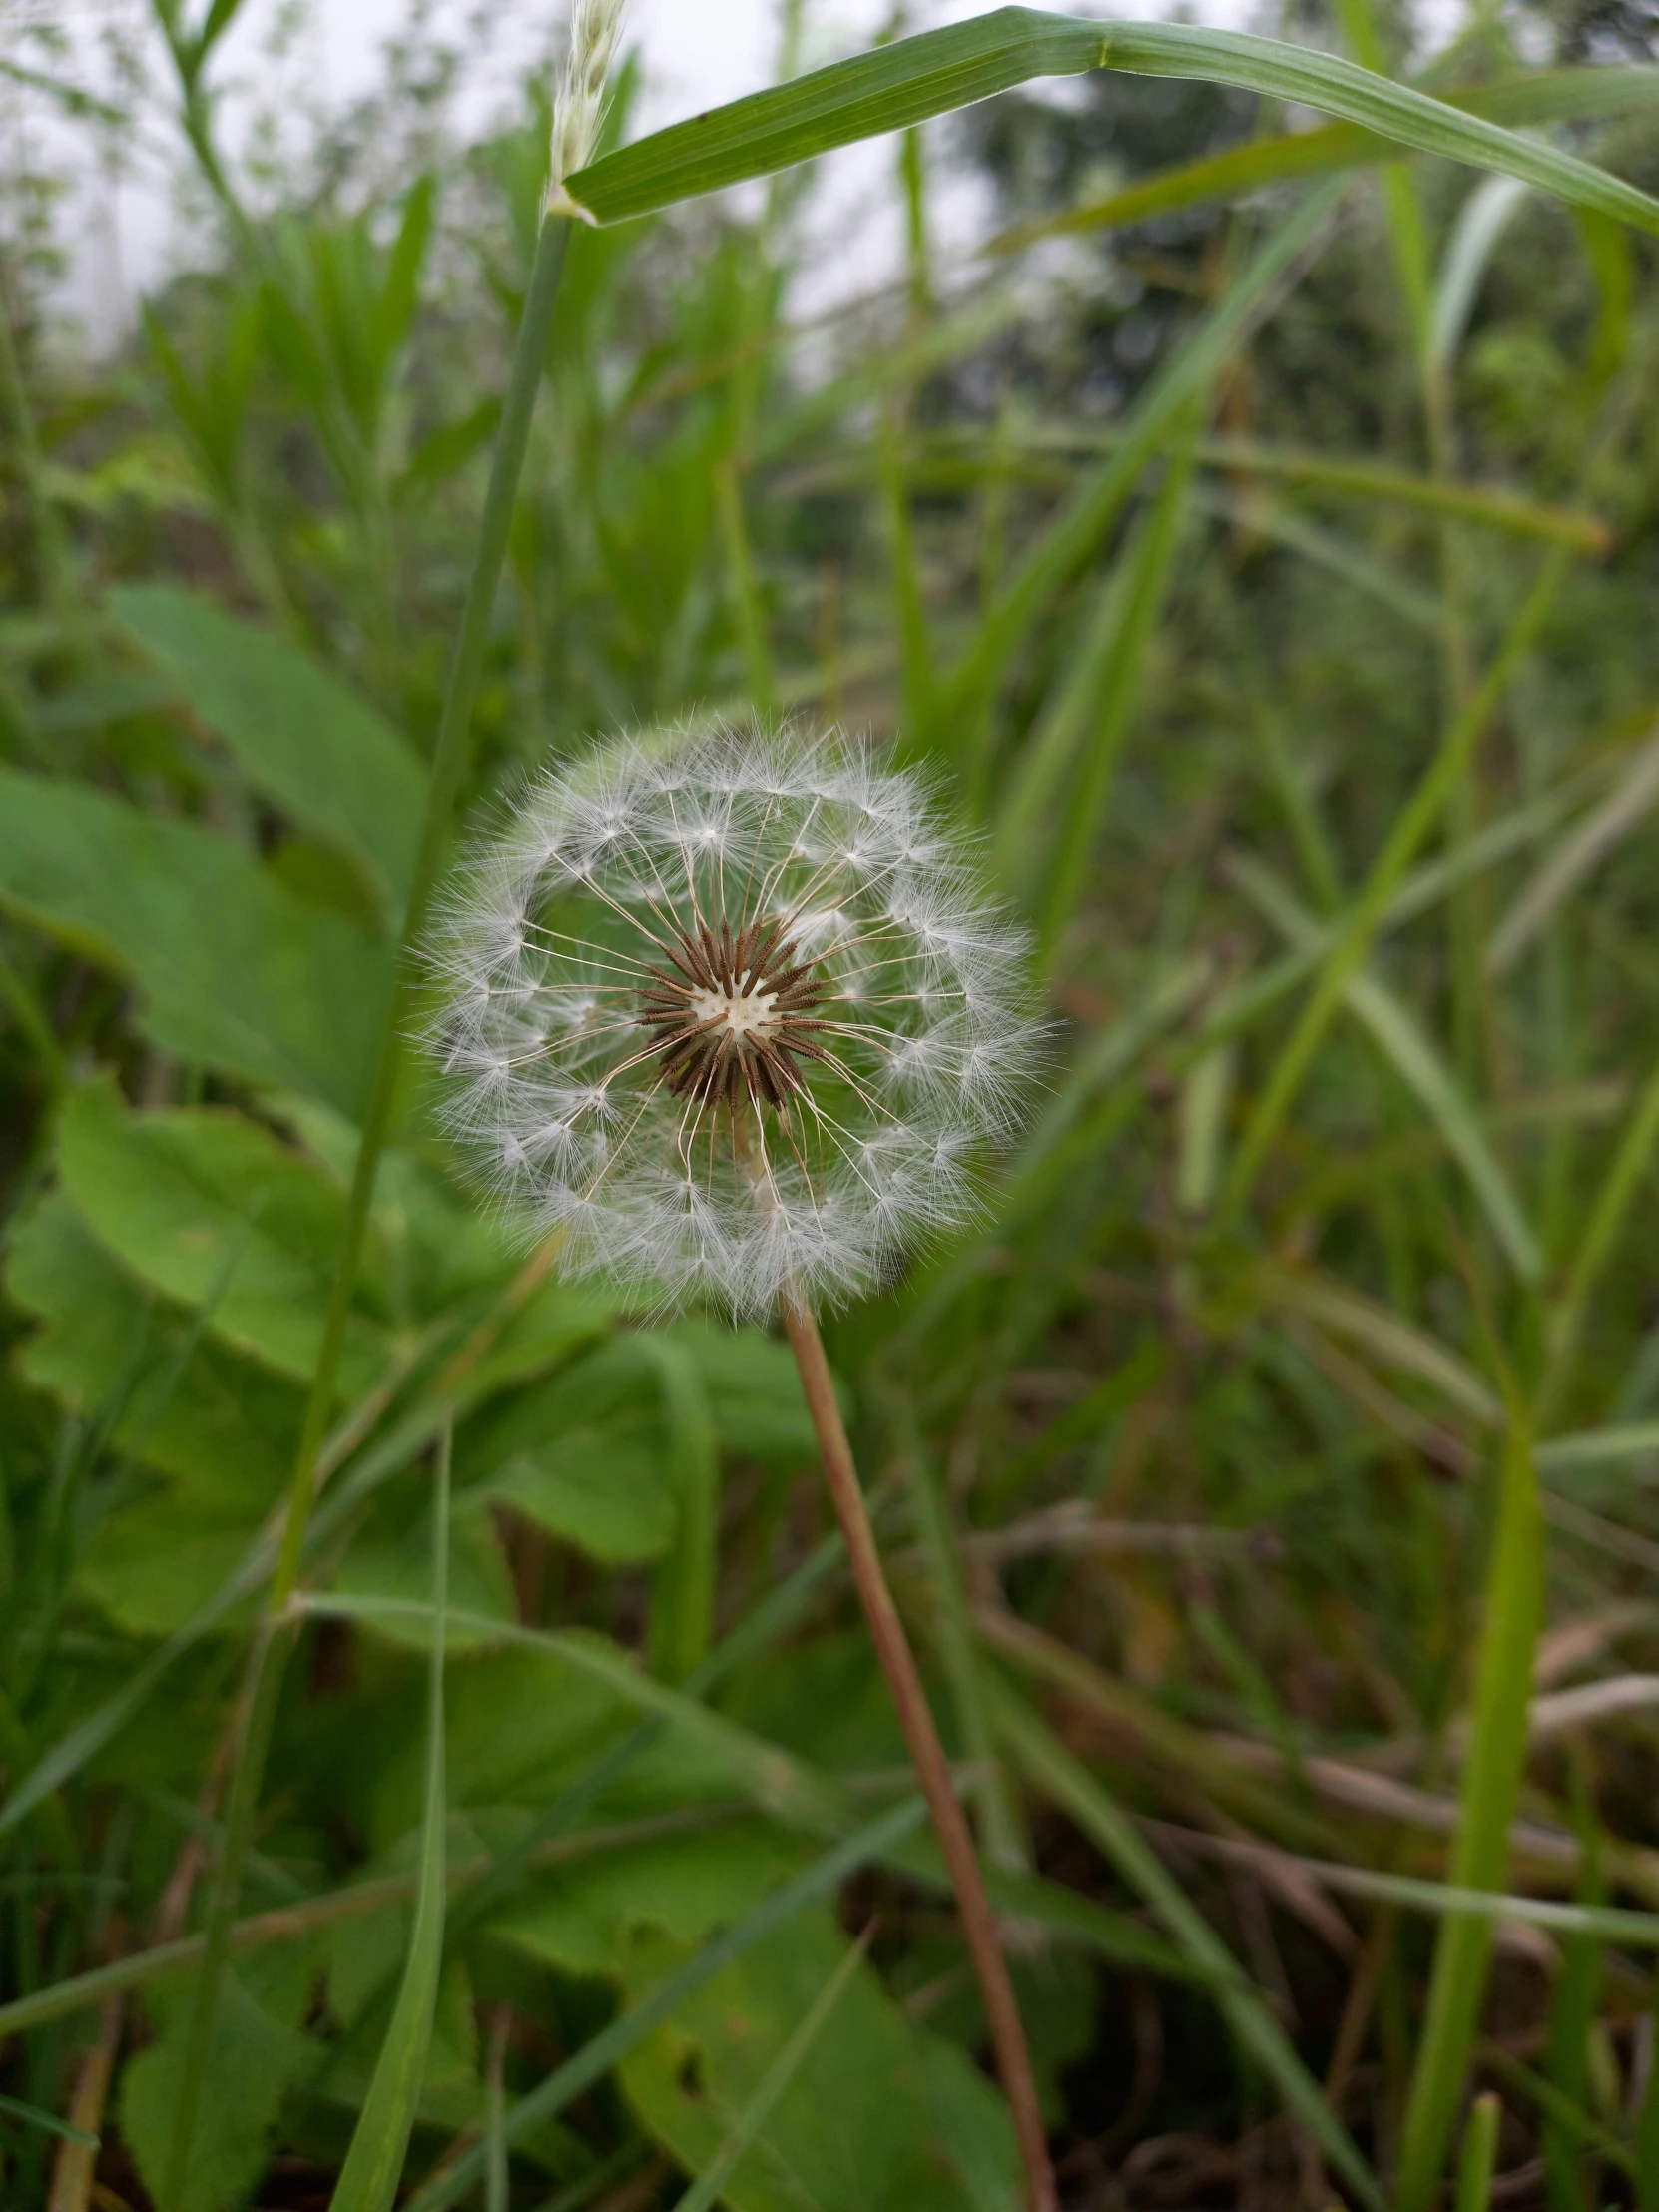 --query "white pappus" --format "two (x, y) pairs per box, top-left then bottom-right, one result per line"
(427, 722), (1043, 1320)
